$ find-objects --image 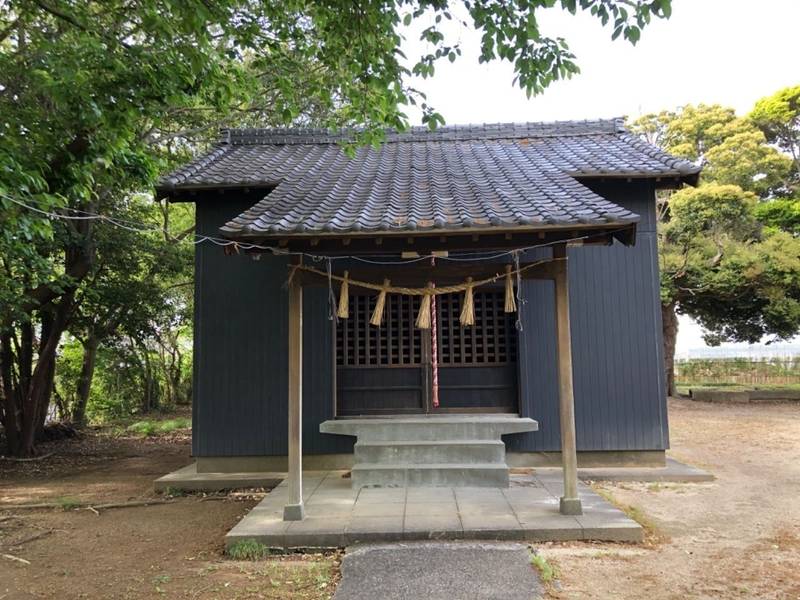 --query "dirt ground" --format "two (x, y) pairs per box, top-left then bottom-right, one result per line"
(1, 398), (798, 599)
(540, 398), (800, 600)
(0, 428), (337, 599)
